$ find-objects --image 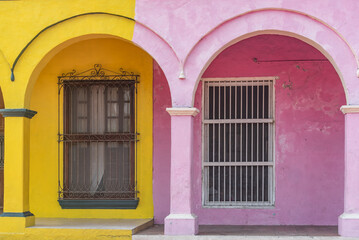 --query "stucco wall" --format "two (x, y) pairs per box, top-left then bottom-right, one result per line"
(153, 34), (345, 225)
